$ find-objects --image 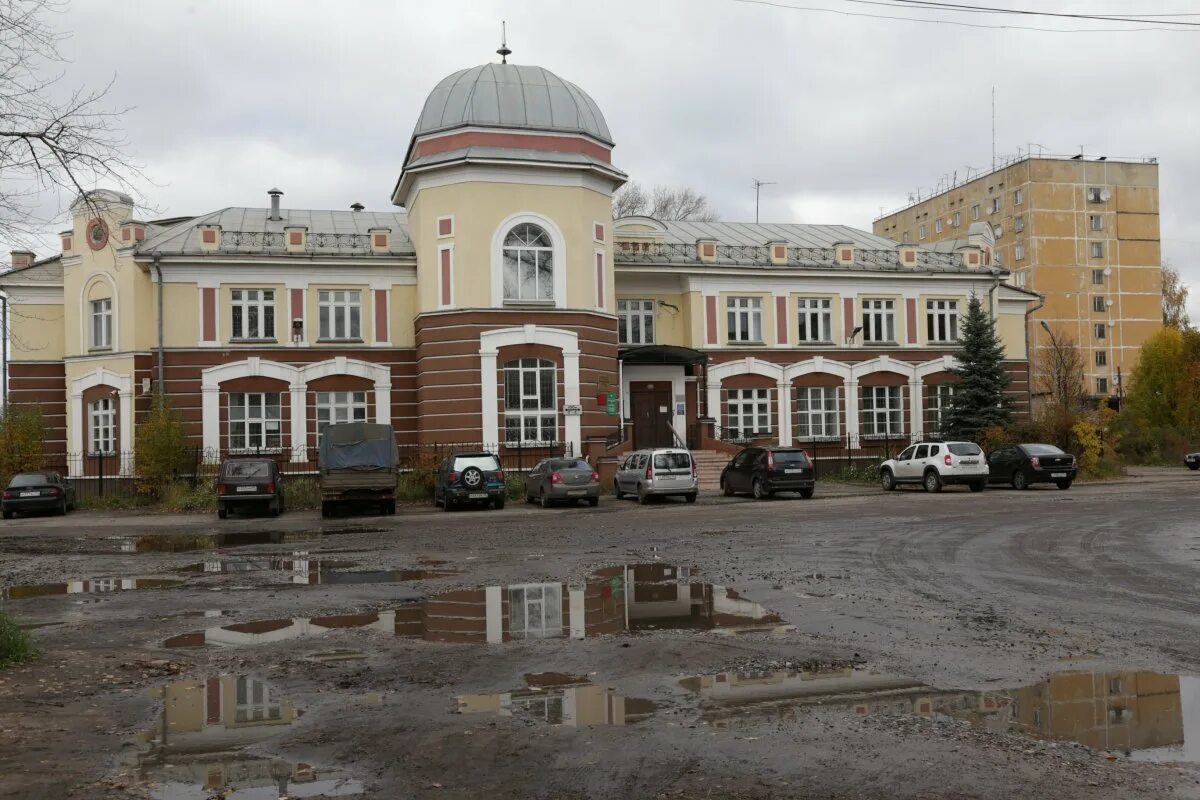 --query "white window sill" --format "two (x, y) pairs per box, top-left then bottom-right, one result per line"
(88, 347), (113, 353)
(862, 341), (899, 347)
(503, 299), (556, 307)
(726, 340), (766, 347)
(226, 448), (284, 456)
(861, 433), (905, 440)
(797, 340), (835, 346)
(316, 338), (364, 344)
(230, 338), (278, 344)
